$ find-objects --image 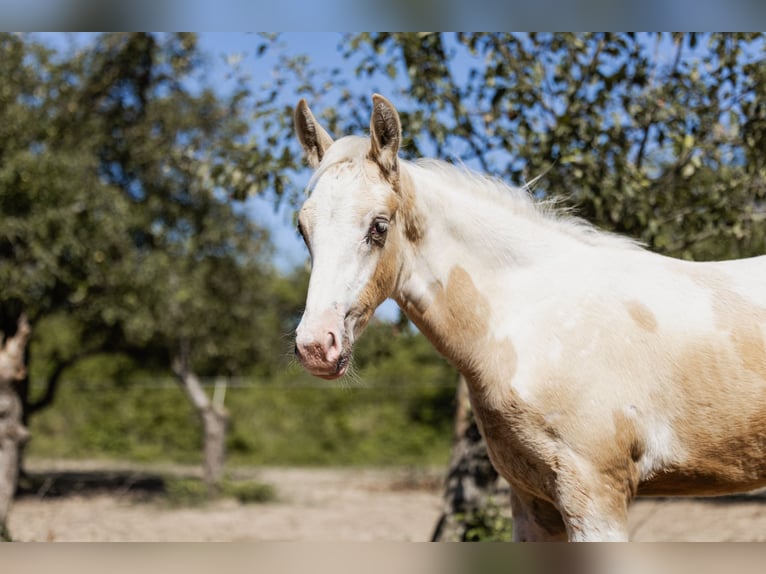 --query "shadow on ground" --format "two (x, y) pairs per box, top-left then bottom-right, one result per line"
(16, 469), (171, 500)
